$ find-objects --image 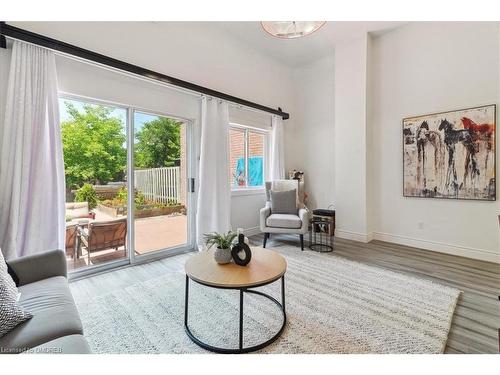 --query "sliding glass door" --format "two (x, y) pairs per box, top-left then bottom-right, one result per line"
(60, 95), (194, 276)
(131, 110), (192, 261)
